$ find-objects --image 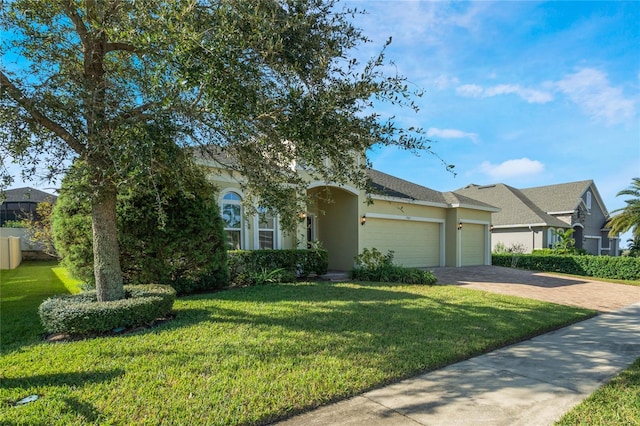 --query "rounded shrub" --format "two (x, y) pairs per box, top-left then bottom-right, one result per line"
(39, 284), (176, 335)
